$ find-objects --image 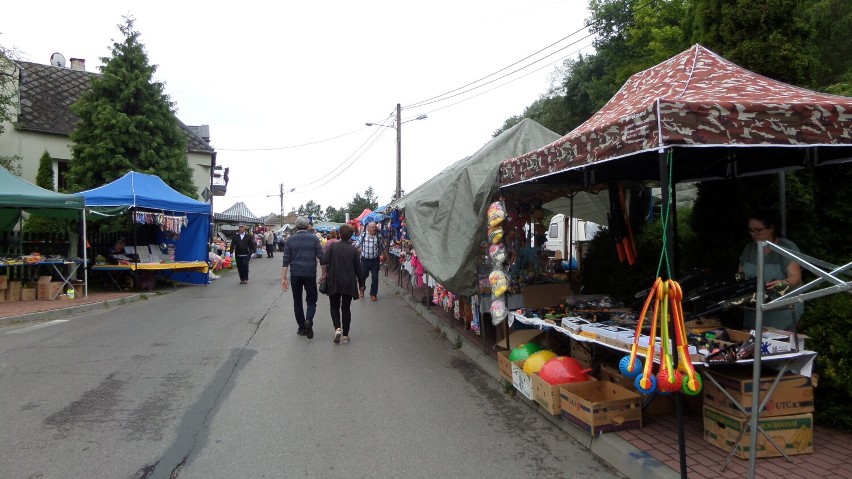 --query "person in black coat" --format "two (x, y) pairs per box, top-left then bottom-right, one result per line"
(320, 224), (364, 344)
(229, 224), (255, 284)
